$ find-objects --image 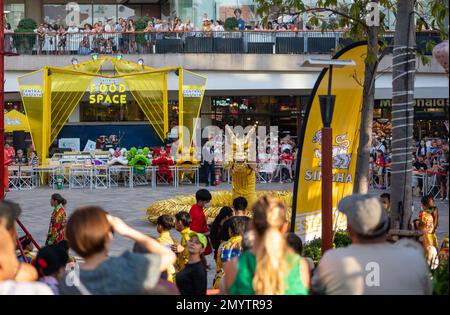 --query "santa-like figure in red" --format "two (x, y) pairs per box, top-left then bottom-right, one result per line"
(152, 148), (175, 184)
